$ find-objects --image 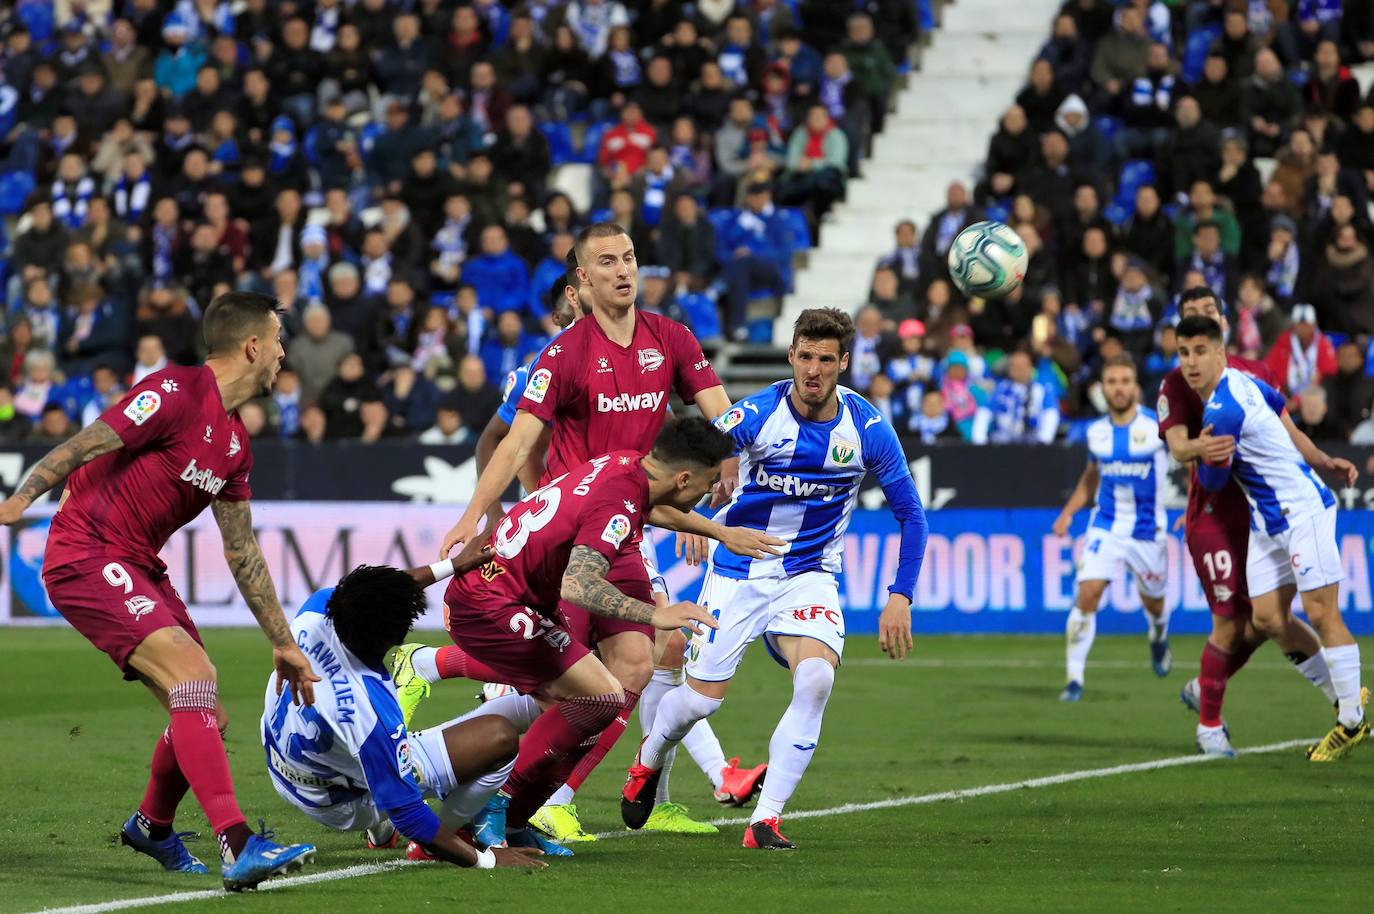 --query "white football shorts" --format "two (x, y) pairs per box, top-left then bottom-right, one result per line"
(1077, 527), (1168, 599)
(1247, 504), (1343, 596)
(686, 569), (843, 682)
